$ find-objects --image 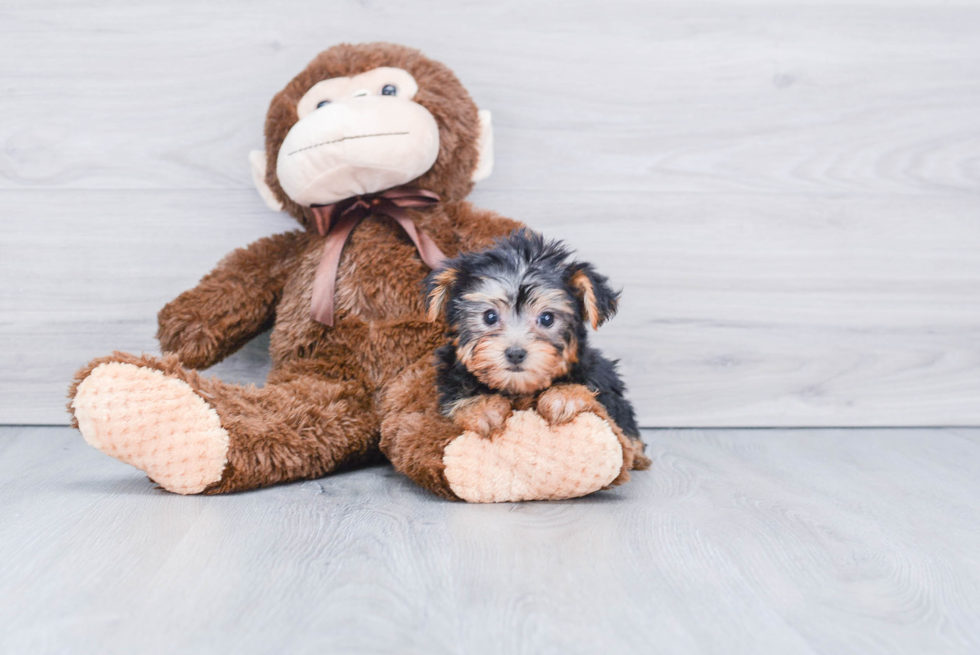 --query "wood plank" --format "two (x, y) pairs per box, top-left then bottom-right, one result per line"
(0, 1), (978, 195)
(2, 188), (977, 426)
(2, 425), (980, 653)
